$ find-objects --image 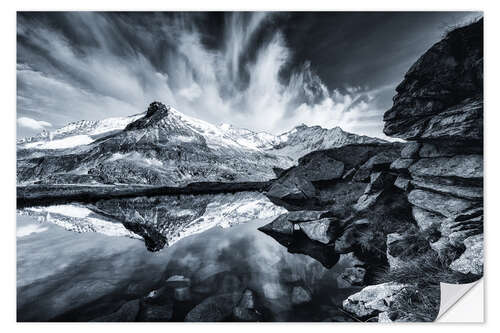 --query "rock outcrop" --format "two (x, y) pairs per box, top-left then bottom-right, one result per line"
(260, 18), (483, 323)
(342, 283), (410, 319)
(265, 143), (402, 211)
(383, 18), (483, 277)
